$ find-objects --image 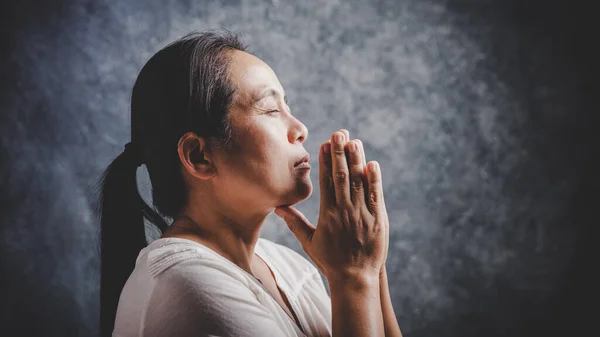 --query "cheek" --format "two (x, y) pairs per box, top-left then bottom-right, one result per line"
(230, 145), (278, 178)
(234, 121), (290, 178)
(246, 127), (286, 165)
(245, 147), (290, 186)
(254, 149), (286, 176)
